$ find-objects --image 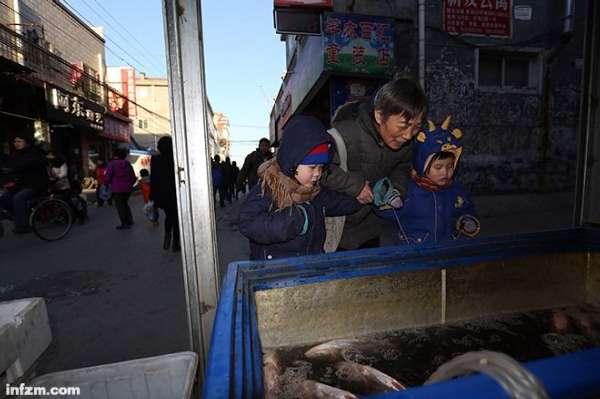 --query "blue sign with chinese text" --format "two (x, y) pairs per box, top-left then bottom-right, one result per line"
(323, 12), (395, 76)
